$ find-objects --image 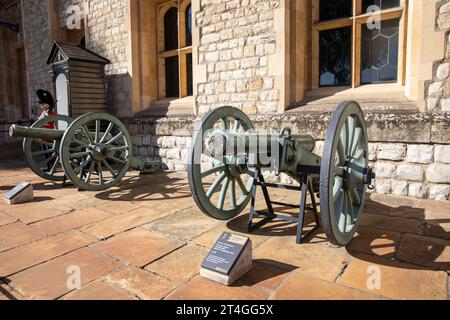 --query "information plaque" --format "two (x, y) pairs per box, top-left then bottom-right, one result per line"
(201, 232), (250, 276)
